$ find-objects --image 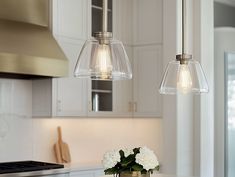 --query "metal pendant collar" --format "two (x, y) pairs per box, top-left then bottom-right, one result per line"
(94, 31), (112, 44)
(176, 54), (192, 64)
